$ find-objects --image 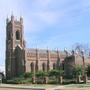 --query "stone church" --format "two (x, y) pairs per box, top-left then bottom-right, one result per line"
(5, 15), (90, 79)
